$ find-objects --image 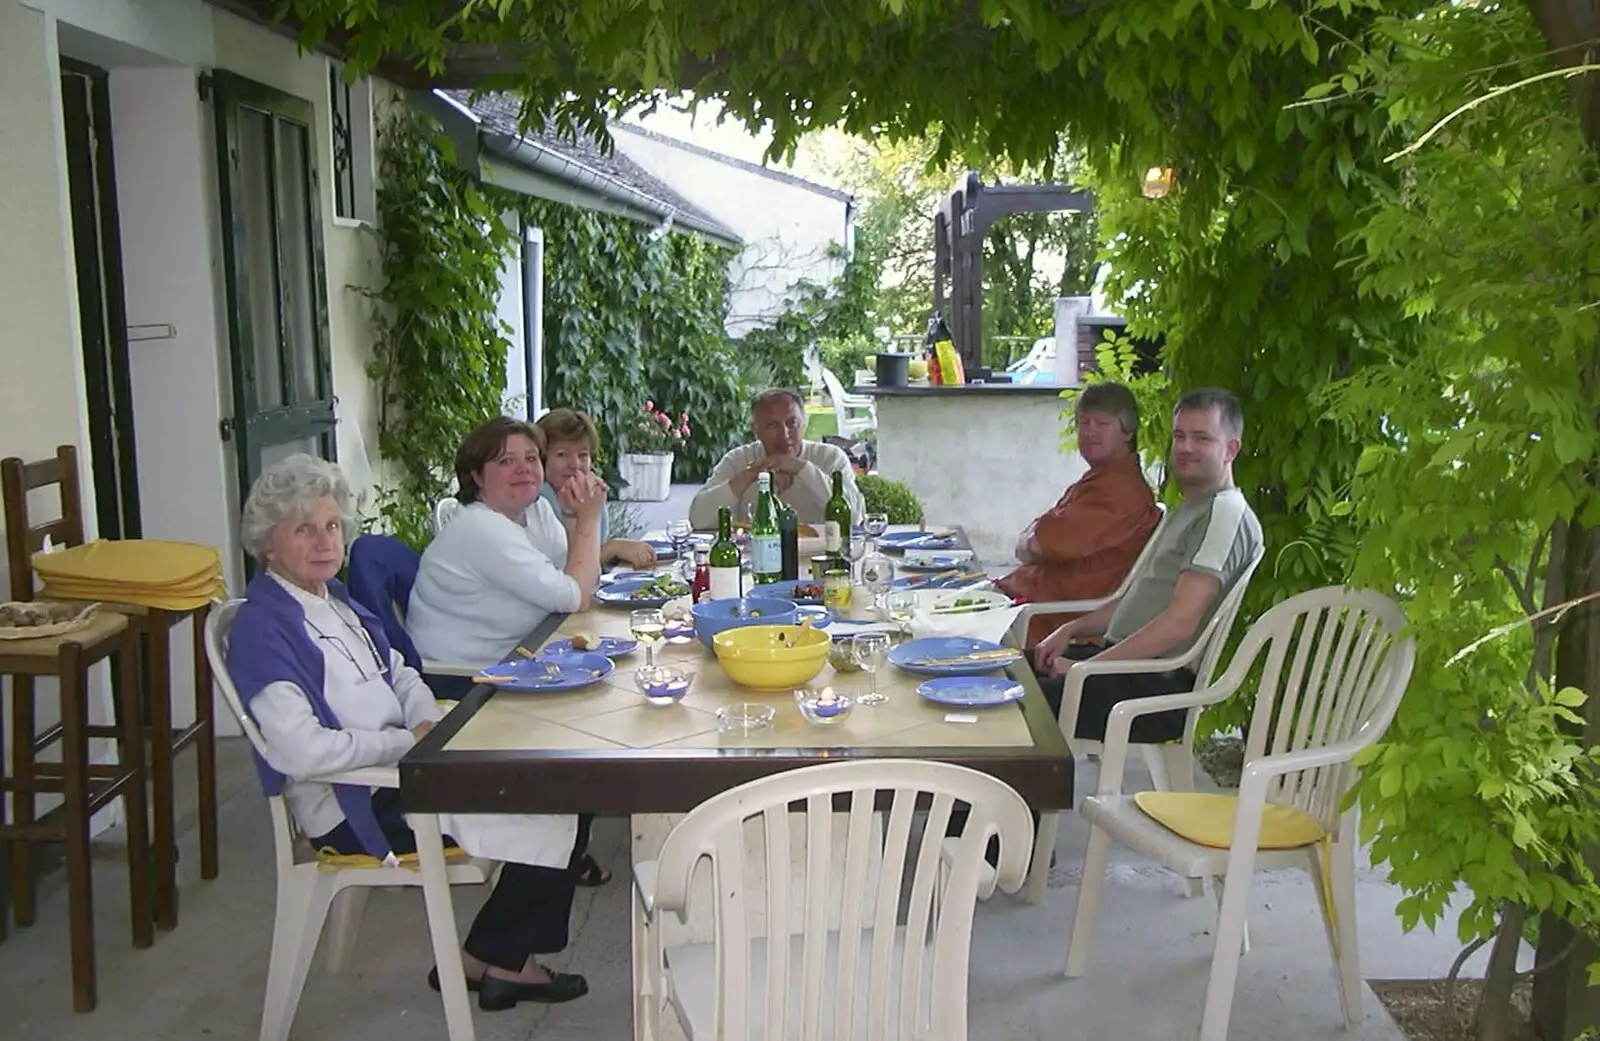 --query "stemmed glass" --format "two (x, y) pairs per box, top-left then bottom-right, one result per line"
(885, 589), (917, 637)
(864, 512), (889, 552)
(666, 518), (693, 581)
(841, 537), (868, 585)
(860, 547), (895, 616)
(630, 608), (666, 667)
(853, 632), (890, 706)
